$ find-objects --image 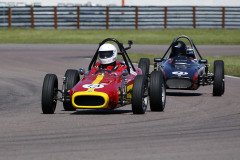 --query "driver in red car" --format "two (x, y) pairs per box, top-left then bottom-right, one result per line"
(90, 43), (127, 74)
